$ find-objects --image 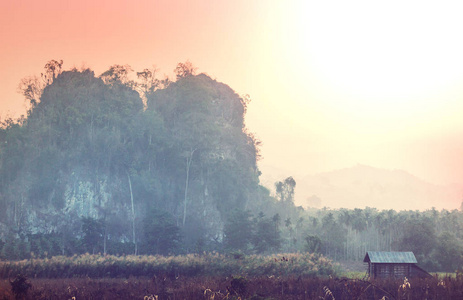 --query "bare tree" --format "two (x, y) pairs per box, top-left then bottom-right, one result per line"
(17, 76), (43, 108)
